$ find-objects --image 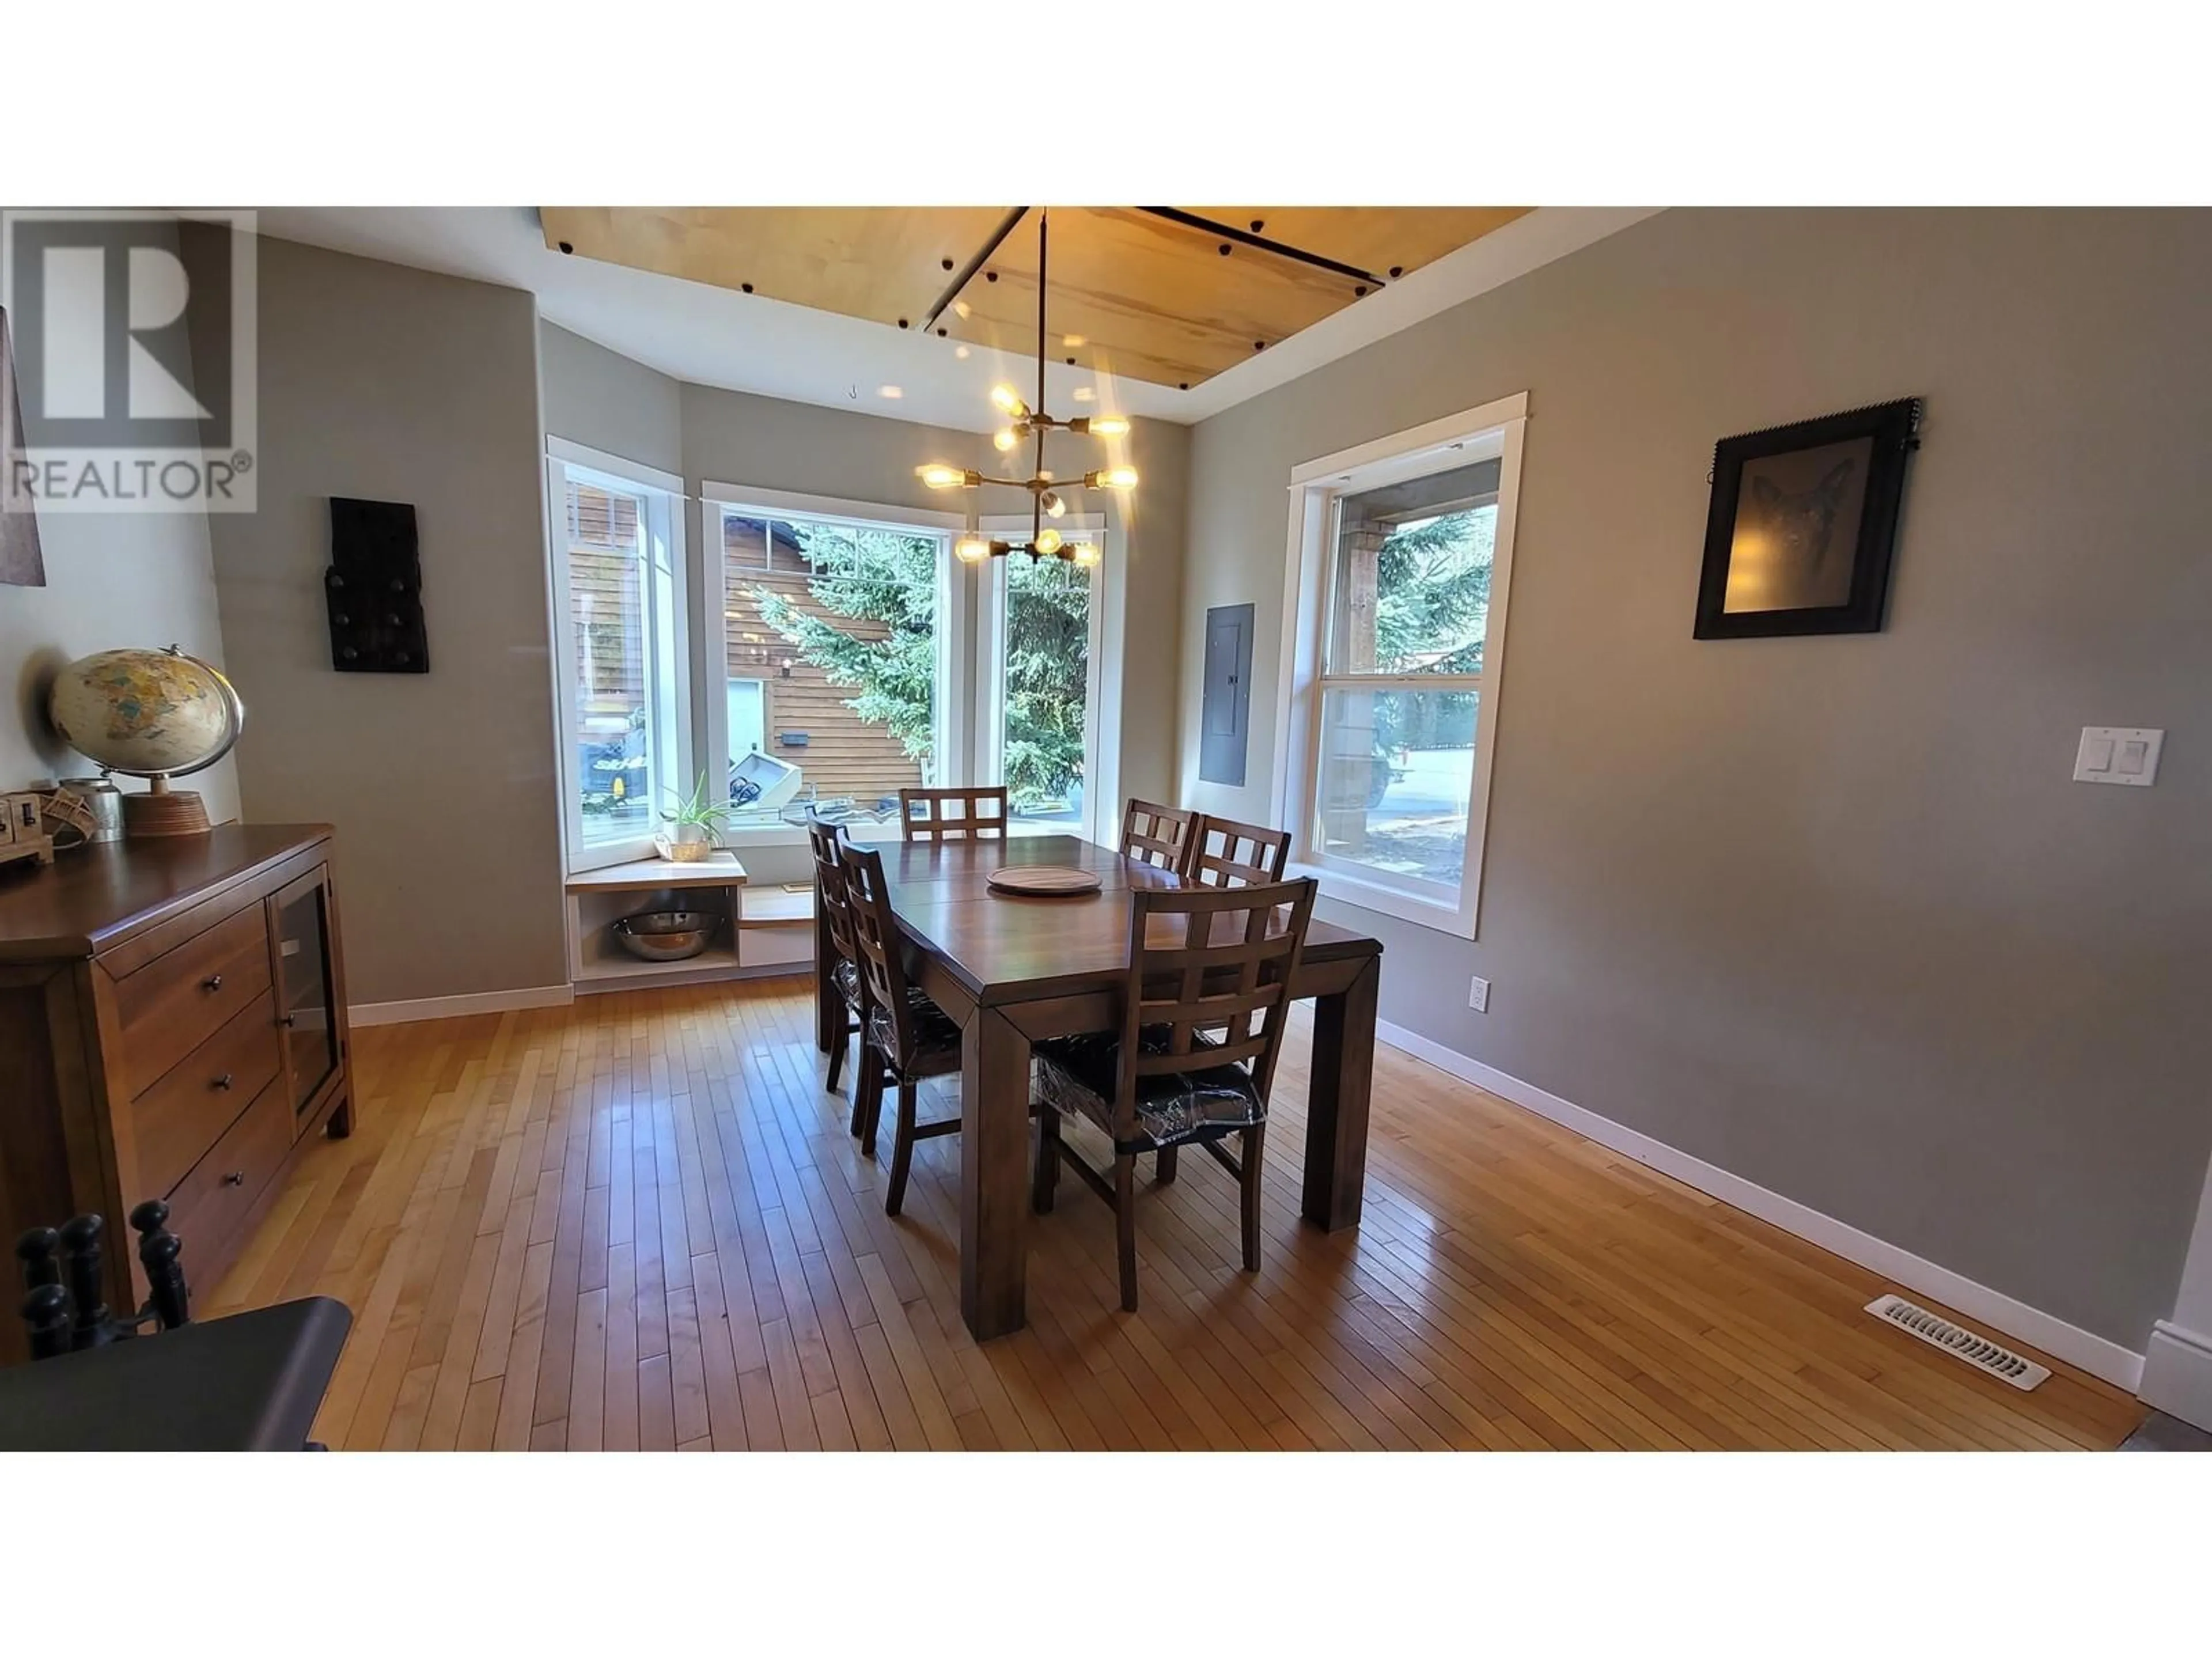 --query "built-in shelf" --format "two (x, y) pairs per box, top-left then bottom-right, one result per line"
(565, 854), (748, 893)
(562, 854), (810, 992)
